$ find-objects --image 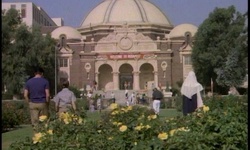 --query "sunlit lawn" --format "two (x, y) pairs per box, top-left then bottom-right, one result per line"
(2, 108), (182, 150)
